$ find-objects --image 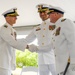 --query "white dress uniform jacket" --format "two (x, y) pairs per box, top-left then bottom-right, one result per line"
(25, 19), (55, 64)
(51, 17), (75, 74)
(0, 23), (27, 70)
